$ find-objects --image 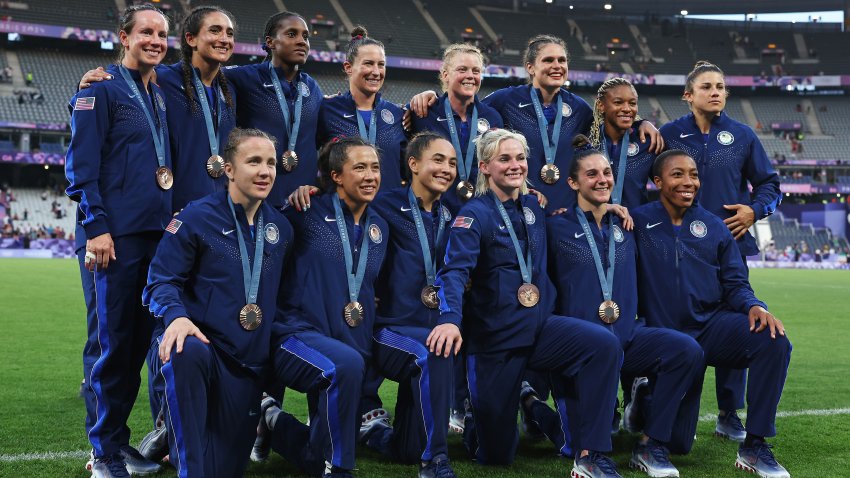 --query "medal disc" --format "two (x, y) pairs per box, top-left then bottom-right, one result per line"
(281, 150), (299, 173)
(239, 303), (263, 330)
(343, 301), (364, 327)
(598, 300), (620, 324)
(456, 181), (474, 201)
(206, 155), (225, 178)
(420, 285), (441, 309)
(540, 164), (560, 185)
(156, 166), (173, 190)
(517, 283), (540, 308)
